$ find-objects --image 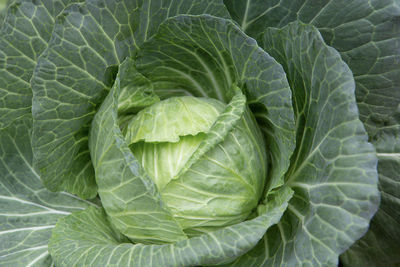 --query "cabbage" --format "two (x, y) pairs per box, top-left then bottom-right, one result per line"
(0, 1), (398, 266)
